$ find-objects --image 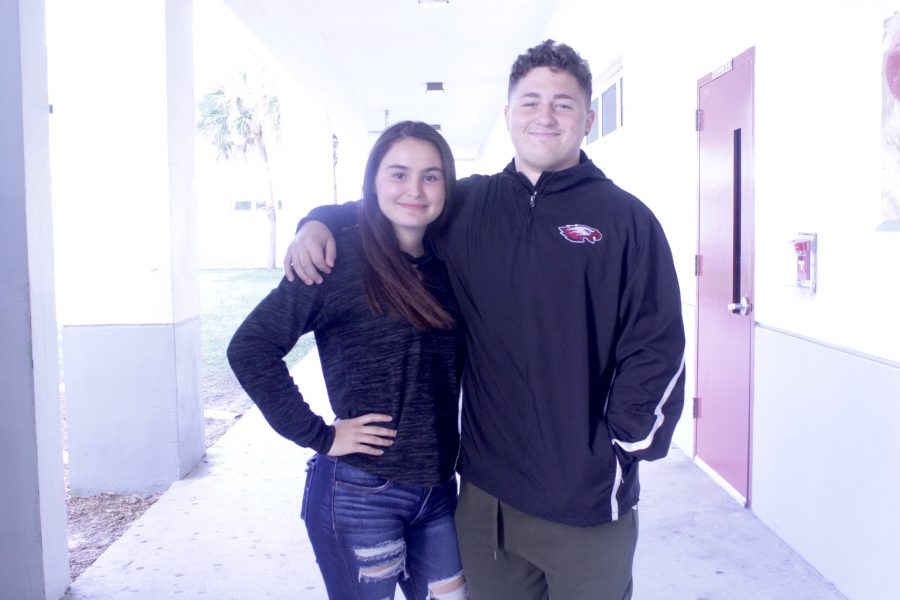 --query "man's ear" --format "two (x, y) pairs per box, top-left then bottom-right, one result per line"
(584, 108), (596, 136)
